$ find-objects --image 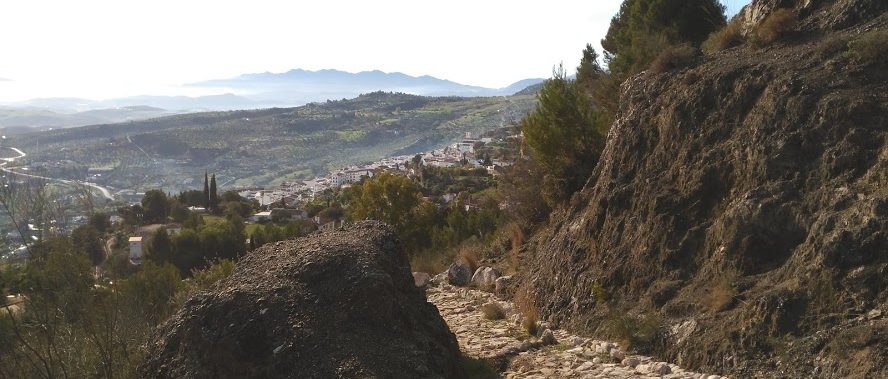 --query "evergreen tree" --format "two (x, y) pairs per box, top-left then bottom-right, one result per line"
(203, 171), (210, 208)
(147, 228), (173, 265)
(142, 190), (170, 224)
(209, 174), (218, 213)
(520, 66), (611, 206)
(602, 0), (726, 79)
